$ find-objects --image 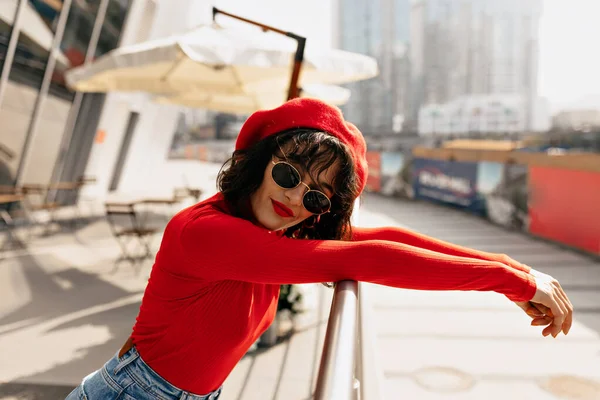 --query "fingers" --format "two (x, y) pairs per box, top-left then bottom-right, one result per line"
(531, 302), (552, 317)
(529, 302), (560, 336)
(523, 302), (557, 333)
(519, 302), (544, 317)
(551, 300), (565, 337)
(550, 281), (571, 337)
(531, 316), (552, 326)
(554, 281), (574, 335)
(530, 296), (572, 337)
(544, 287), (569, 338)
(526, 269), (574, 337)
(525, 306), (544, 317)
